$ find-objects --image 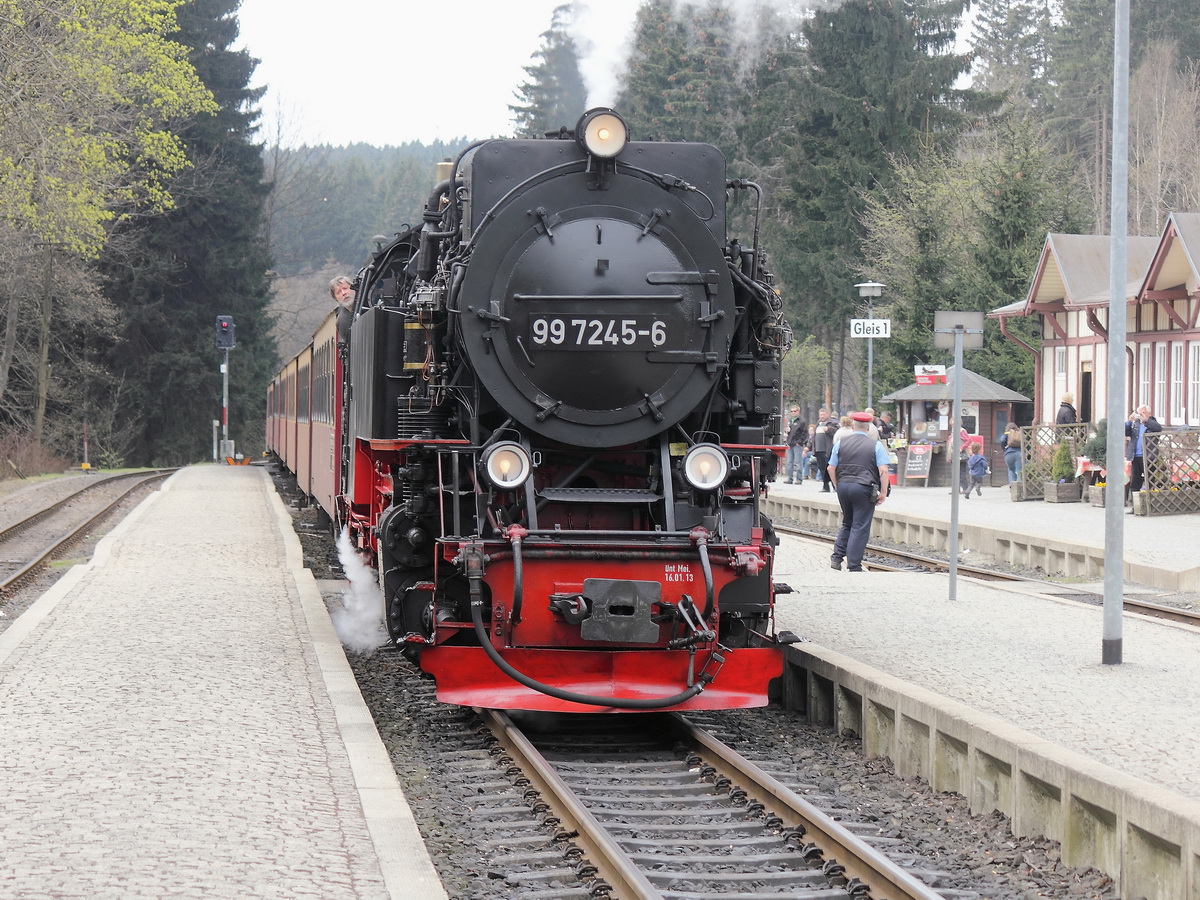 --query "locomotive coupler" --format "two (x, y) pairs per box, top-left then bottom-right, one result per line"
(663, 594), (715, 649)
(548, 593), (589, 625)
